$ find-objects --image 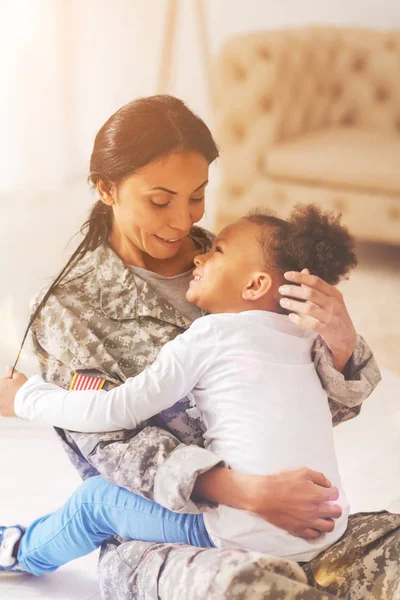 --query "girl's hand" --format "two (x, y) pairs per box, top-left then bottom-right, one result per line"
(0, 367), (28, 417)
(279, 269), (357, 372)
